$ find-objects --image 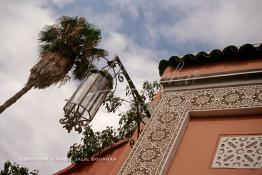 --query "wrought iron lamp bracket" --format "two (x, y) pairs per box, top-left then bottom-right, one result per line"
(60, 56), (151, 140)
